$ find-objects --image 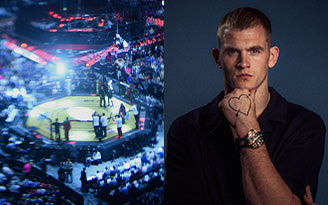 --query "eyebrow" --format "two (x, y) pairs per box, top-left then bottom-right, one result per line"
(223, 45), (265, 52)
(247, 45), (265, 52)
